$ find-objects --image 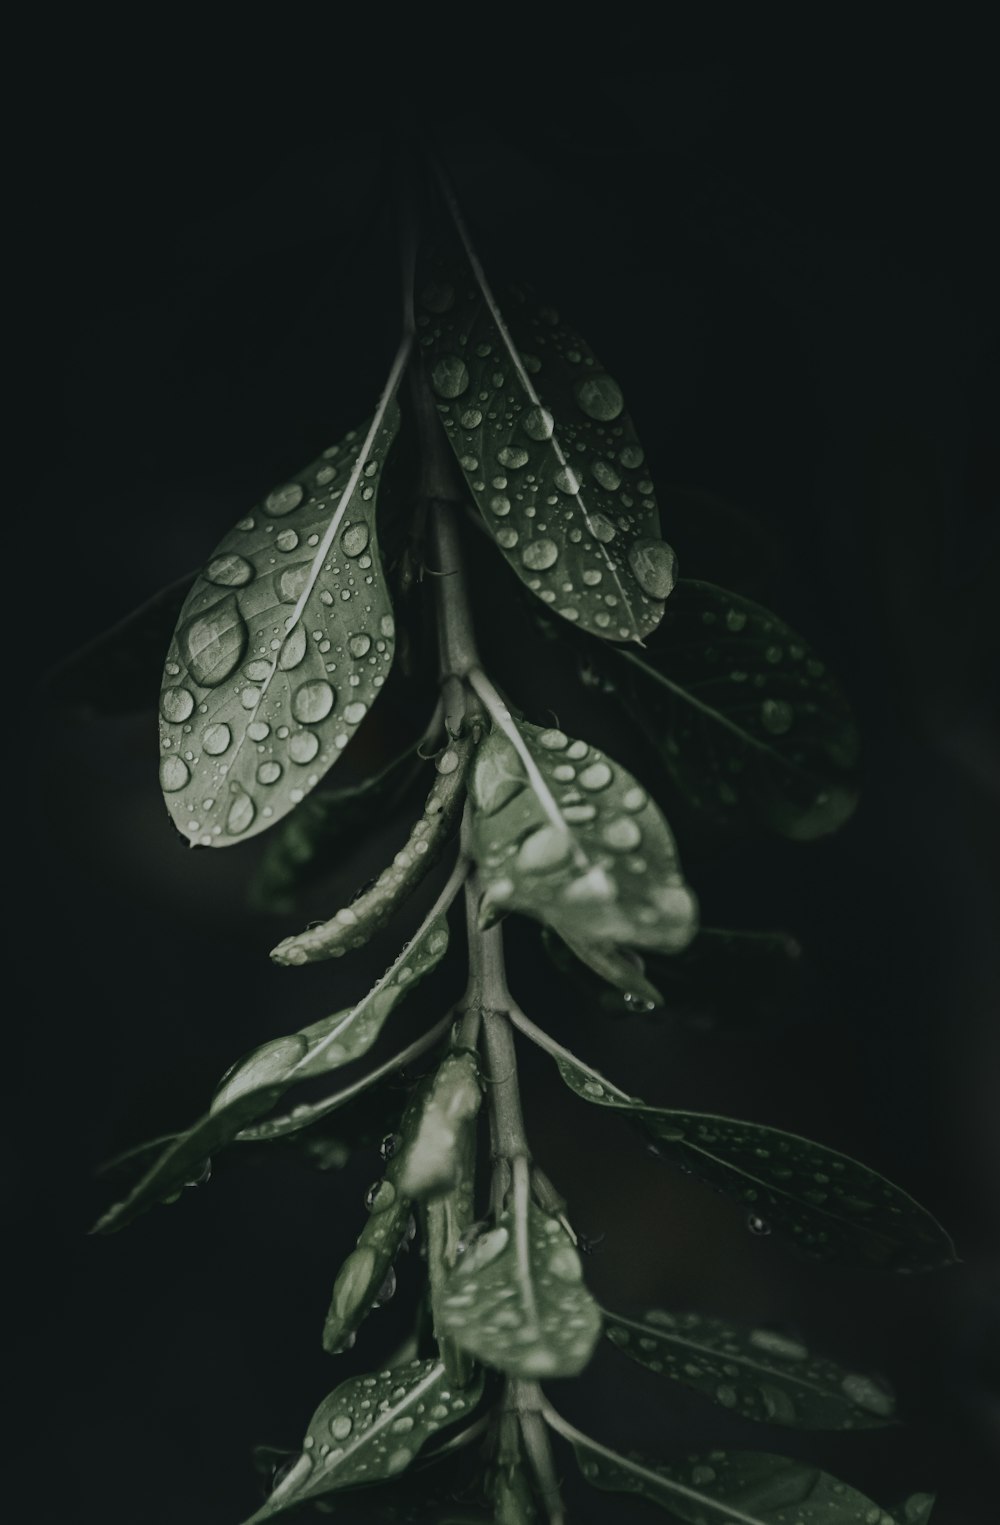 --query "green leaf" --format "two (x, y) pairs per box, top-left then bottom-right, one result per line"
(92, 900), (453, 1233)
(417, 227), (676, 643)
(615, 580), (860, 840)
(271, 734), (473, 964)
(247, 740), (428, 914)
(42, 571), (196, 716)
(512, 1016), (955, 1270)
(243, 1358), (485, 1522)
(556, 1423), (907, 1525)
(542, 926), (665, 1010)
(437, 1163), (601, 1378)
(158, 404), (400, 848)
(420, 1052), (481, 1387)
(467, 718), (698, 962)
(603, 1307), (896, 1428)
(398, 1050), (482, 1201)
